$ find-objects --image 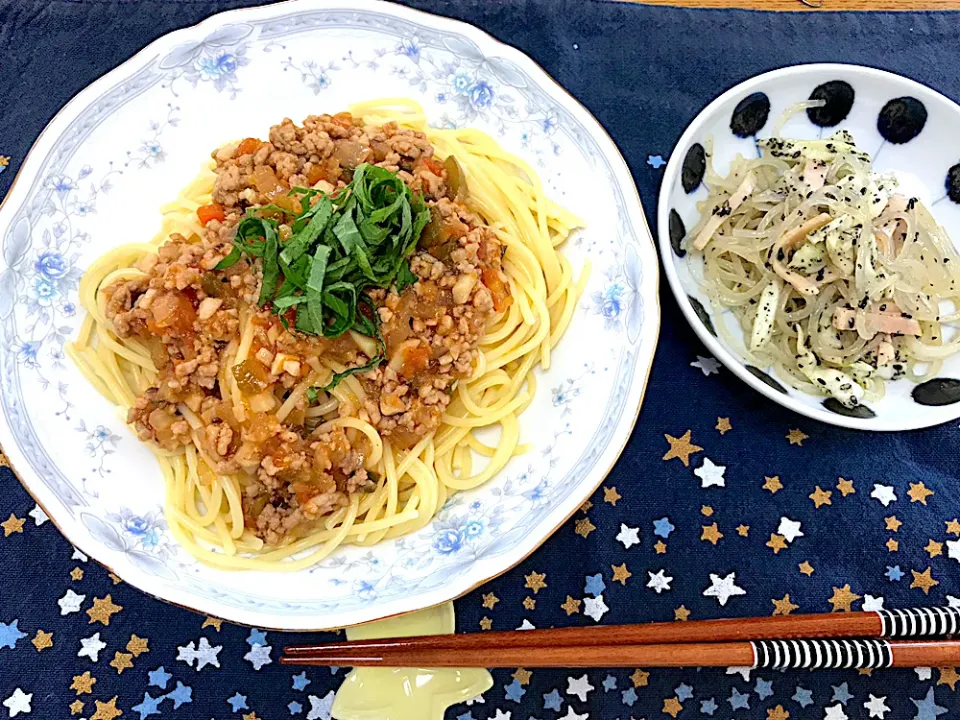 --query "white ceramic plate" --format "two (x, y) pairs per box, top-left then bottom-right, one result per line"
(0, 0), (658, 628)
(659, 64), (960, 431)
